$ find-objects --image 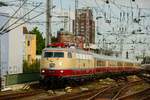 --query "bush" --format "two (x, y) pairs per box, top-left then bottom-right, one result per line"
(23, 60), (40, 73)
